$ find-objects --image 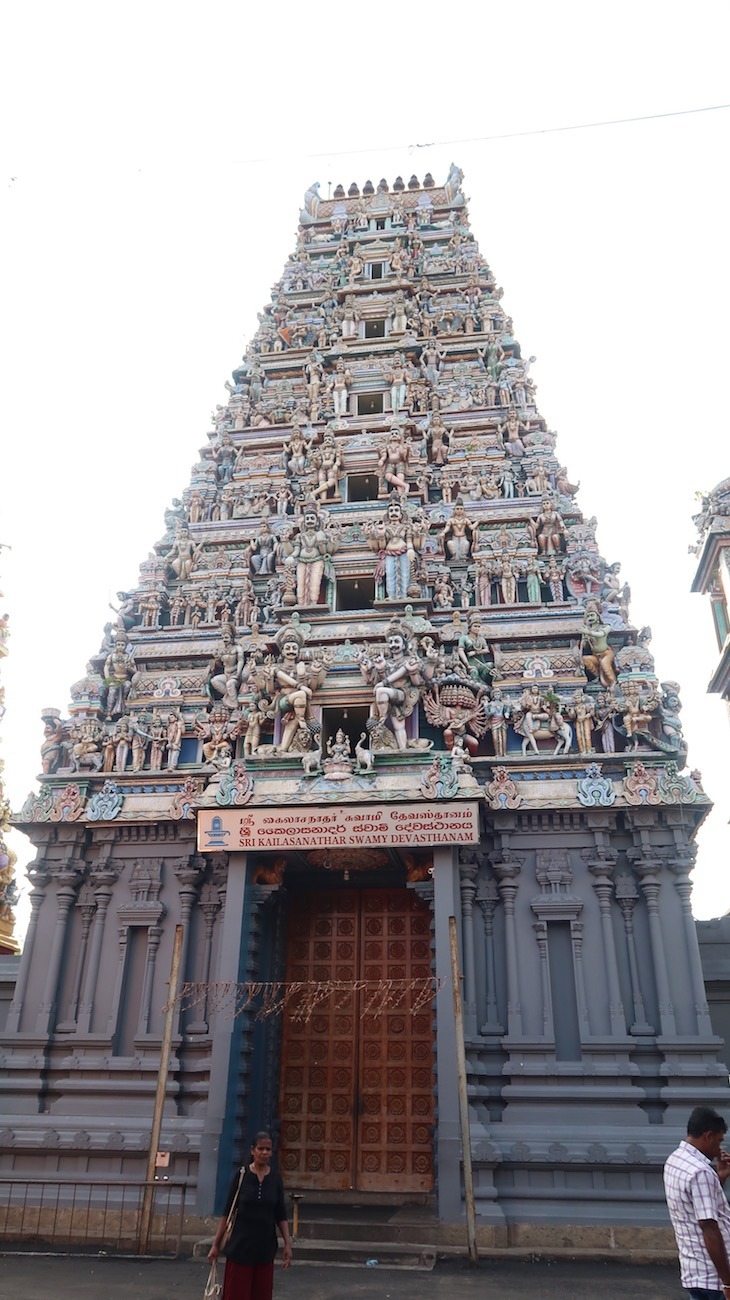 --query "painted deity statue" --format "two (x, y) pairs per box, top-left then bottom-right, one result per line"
(103, 631), (136, 718)
(258, 623), (330, 754)
(164, 524), (200, 581)
(366, 498), (416, 601)
(287, 503), (336, 606)
(529, 498), (566, 555)
(329, 359), (352, 418)
(377, 426), (411, 496)
(358, 623), (433, 751)
(441, 498), (477, 563)
(207, 622), (244, 711)
(581, 604), (617, 687)
(310, 429), (342, 501)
